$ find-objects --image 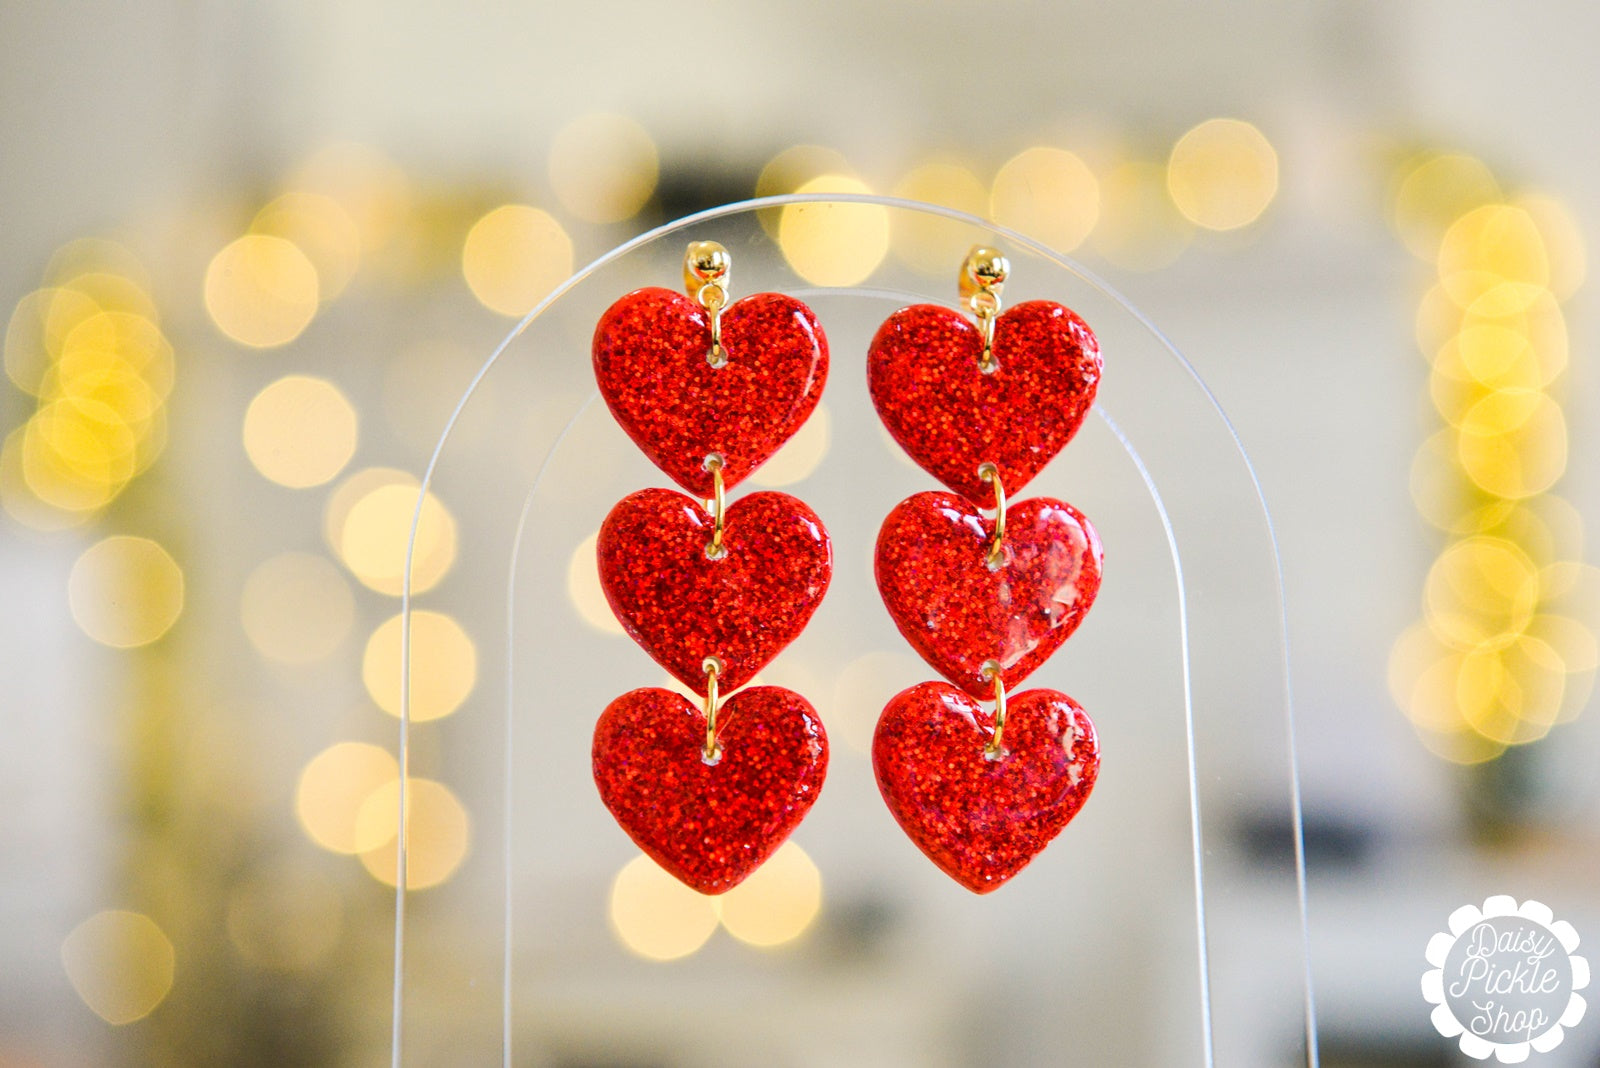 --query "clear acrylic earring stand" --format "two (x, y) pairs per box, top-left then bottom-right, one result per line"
(392, 196), (1318, 1067)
